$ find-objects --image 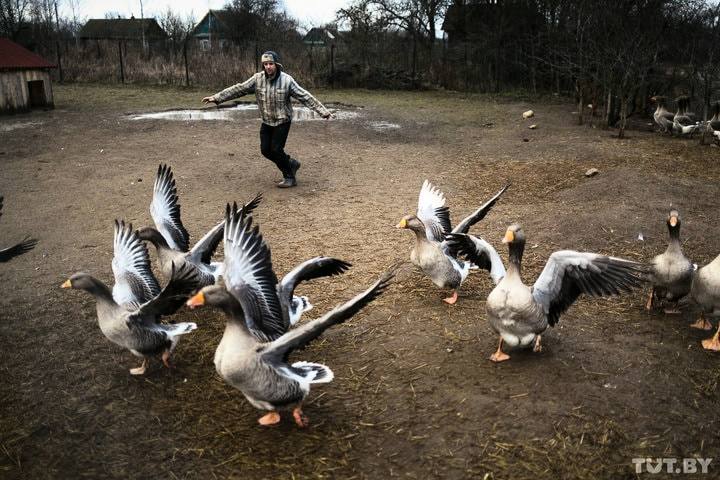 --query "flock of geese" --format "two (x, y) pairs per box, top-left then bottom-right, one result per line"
(3, 161), (718, 427)
(651, 95), (720, 141)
